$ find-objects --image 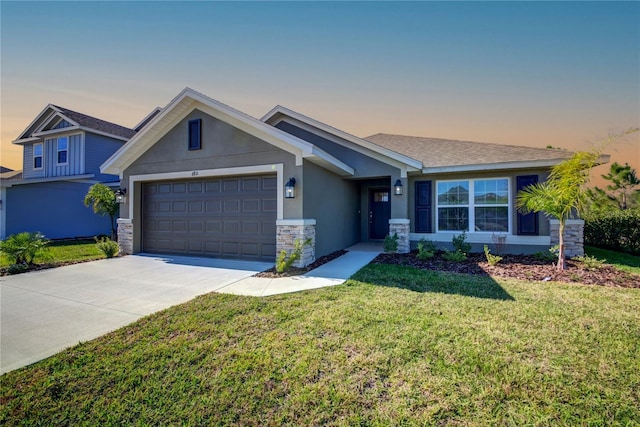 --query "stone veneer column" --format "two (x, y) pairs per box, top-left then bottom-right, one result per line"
(549, 219), (584, 258)
(276, 219), (316, 268)
(117, 218), (133, 255)
(389, 218), (410, 254)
